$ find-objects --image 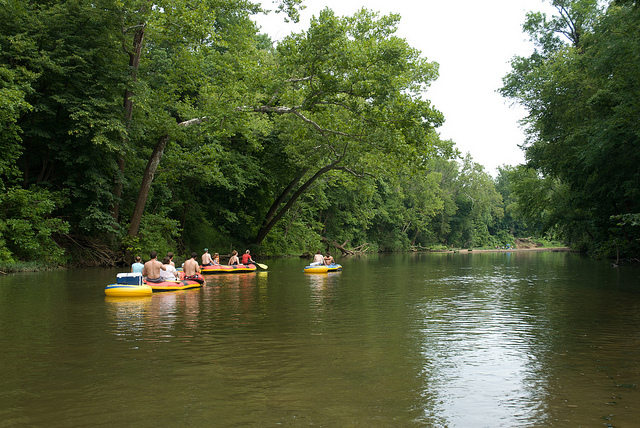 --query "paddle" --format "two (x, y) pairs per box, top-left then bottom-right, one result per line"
(255, 262), (268, 270)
